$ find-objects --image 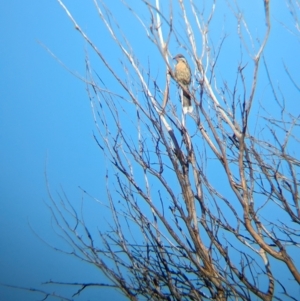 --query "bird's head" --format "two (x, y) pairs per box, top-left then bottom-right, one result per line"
(173, 53), (186, 62)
